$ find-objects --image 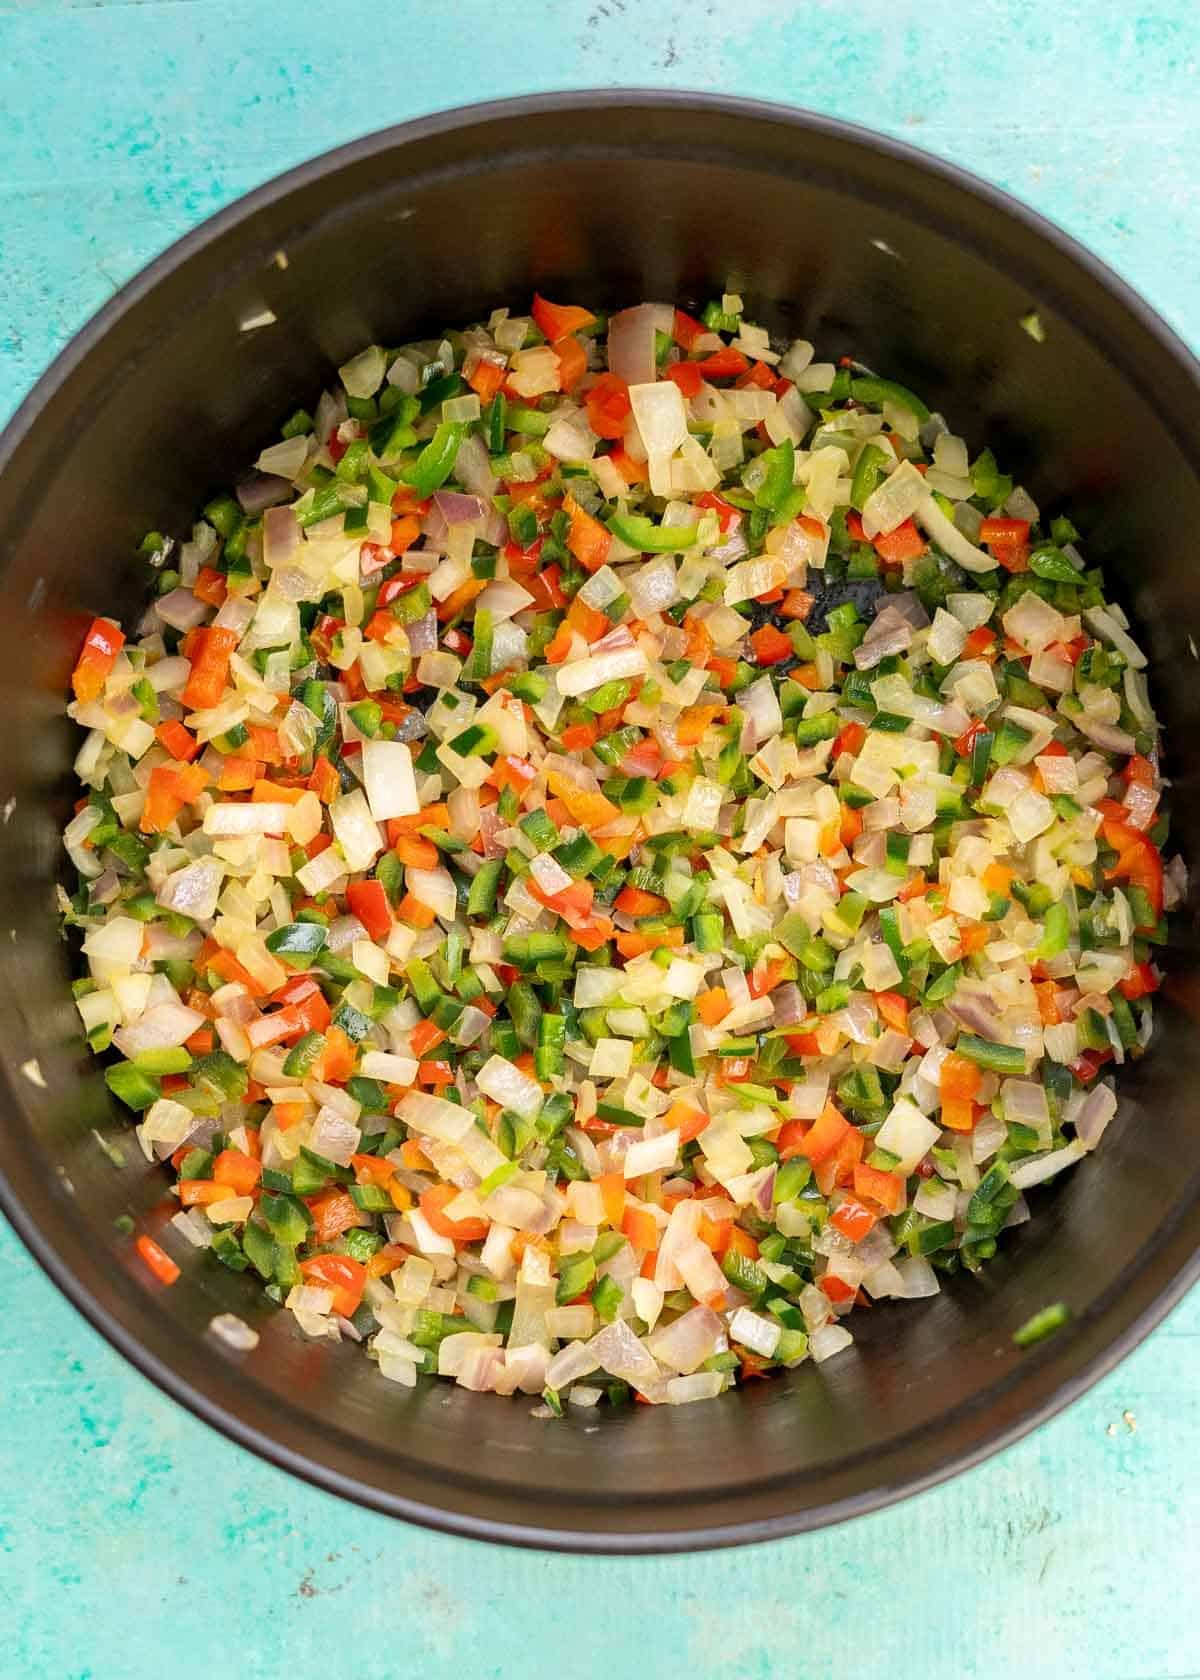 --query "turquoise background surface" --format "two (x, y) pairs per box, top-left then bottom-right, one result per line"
(2, 2), (1199, 1675)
